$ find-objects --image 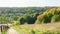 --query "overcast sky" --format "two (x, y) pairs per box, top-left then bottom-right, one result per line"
(0, 0), (60, 7)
